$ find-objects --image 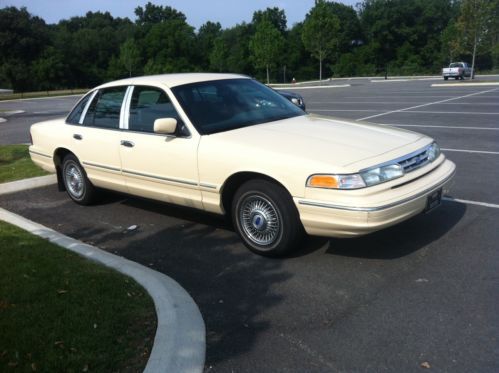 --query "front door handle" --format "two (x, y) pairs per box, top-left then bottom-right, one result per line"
(73, 134), (82, 140)
(120, 140), (135, 148)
